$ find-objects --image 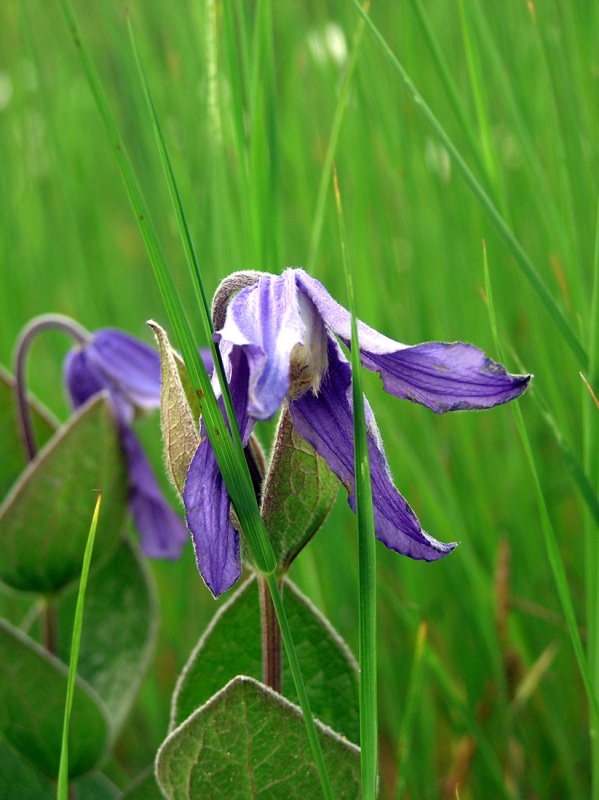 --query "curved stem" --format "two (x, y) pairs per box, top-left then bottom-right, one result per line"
(13, 314), (90, 460)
